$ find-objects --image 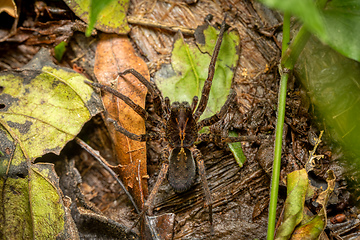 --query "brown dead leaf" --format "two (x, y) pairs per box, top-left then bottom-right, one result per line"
(18, 20), (90, 46)
(0, 0), (18, 42)
(0, 0), (17, 18)
(94, 34), (149, 209)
